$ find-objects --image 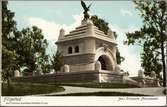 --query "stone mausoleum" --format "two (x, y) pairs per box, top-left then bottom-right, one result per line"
(55, 18), (136, 84)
